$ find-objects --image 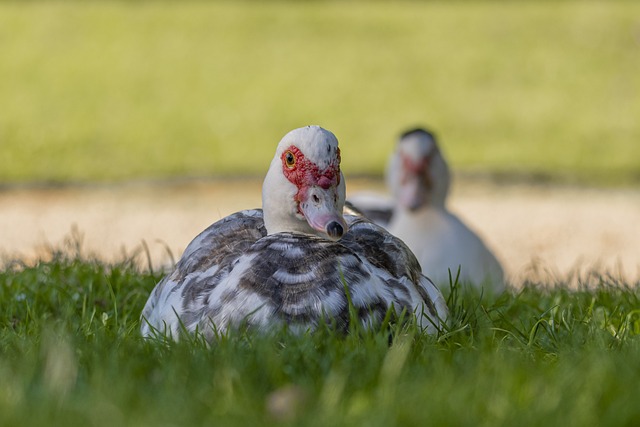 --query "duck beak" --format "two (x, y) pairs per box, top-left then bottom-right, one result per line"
(399, 177), (427, 211)
(300, 186), (348, 240)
